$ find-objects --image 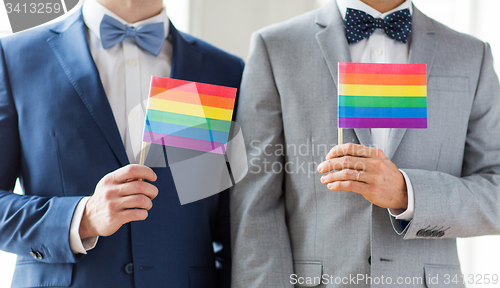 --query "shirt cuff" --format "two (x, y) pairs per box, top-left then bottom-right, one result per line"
(388, 169), (414, 221)
(69, 197), (99, 254)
